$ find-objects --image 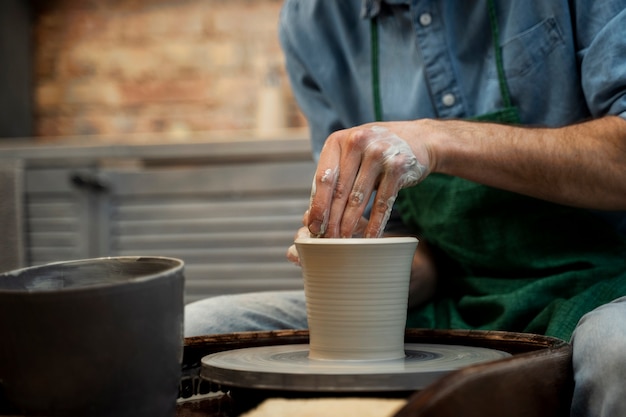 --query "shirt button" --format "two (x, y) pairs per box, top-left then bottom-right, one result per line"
(442, 93), (456, 107)
(419, 13), (432, 26)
